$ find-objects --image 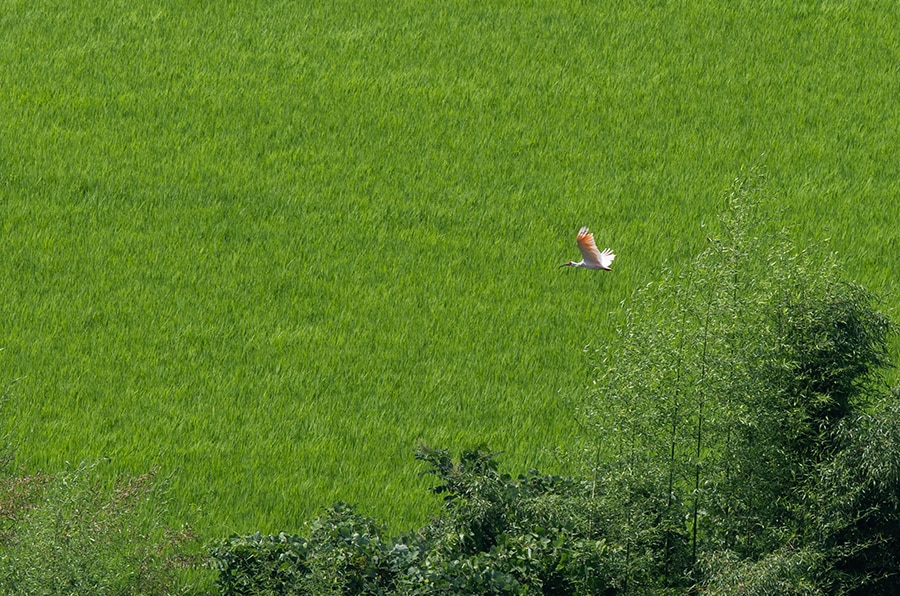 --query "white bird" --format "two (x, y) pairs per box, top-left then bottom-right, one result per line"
(559, 227), (616, 270)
